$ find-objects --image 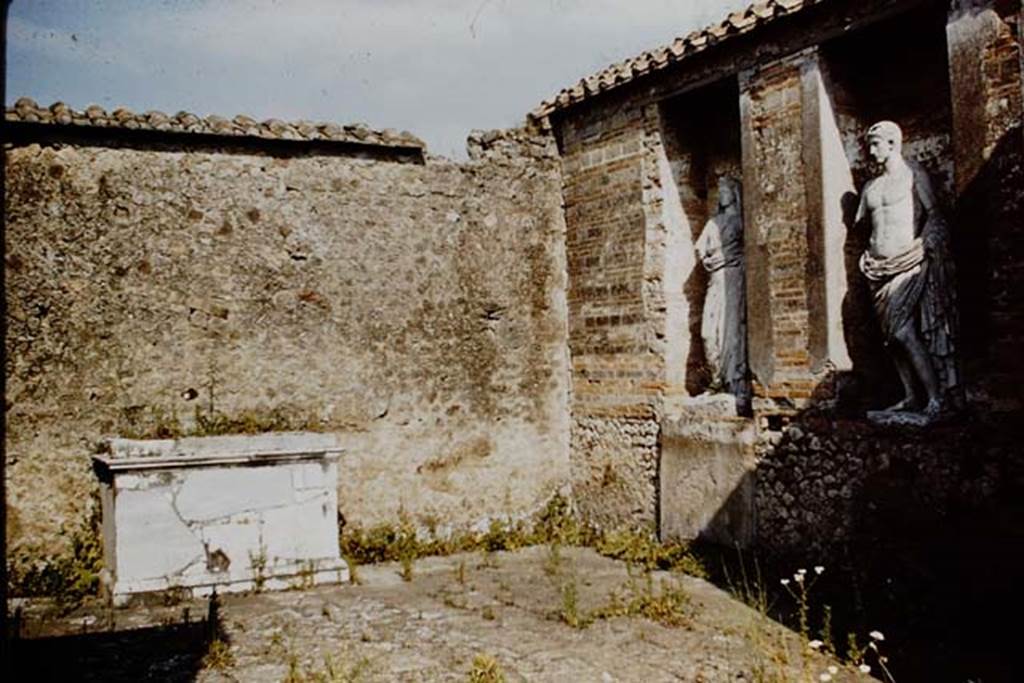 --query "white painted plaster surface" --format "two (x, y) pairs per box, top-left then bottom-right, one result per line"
(94, 432), (348, 603)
